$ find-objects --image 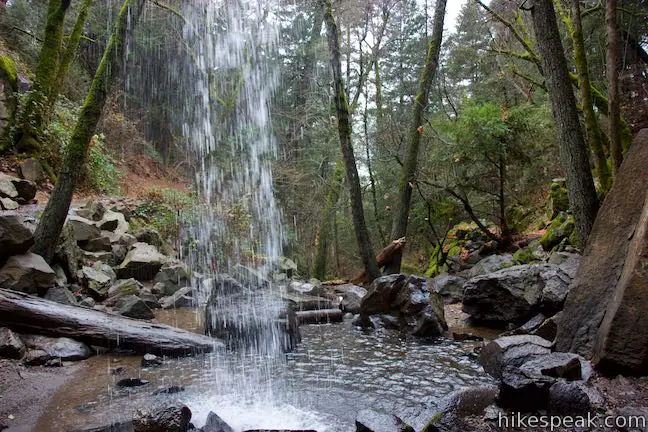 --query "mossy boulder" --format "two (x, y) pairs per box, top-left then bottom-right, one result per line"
(549, 179), (569, 219)
(540, 212), (575, 251)
(0, 56), (18, 92)
(0, 55), (18, 148)
(513, 240), (546, 264)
